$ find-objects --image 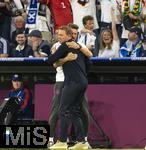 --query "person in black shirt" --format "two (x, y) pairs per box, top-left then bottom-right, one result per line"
(48, 26), (89, 149)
